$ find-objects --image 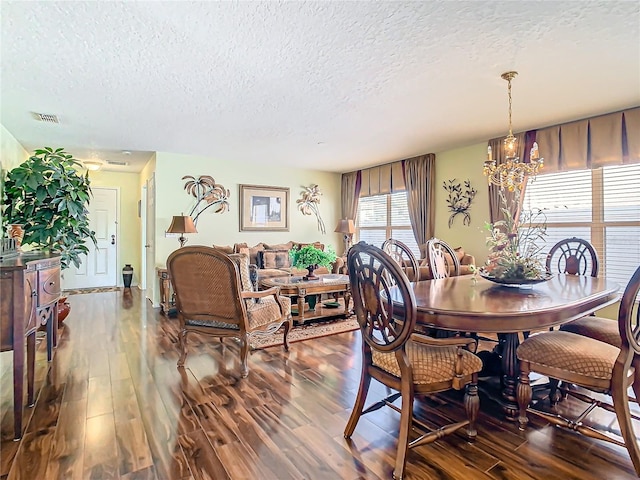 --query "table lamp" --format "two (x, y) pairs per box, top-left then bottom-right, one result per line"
(167, 215), (197, 247)
(334, 218), (355, 256)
